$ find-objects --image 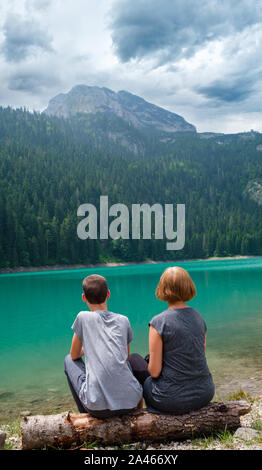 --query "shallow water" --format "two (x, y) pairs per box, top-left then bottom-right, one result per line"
(0, 258), (262, 423)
